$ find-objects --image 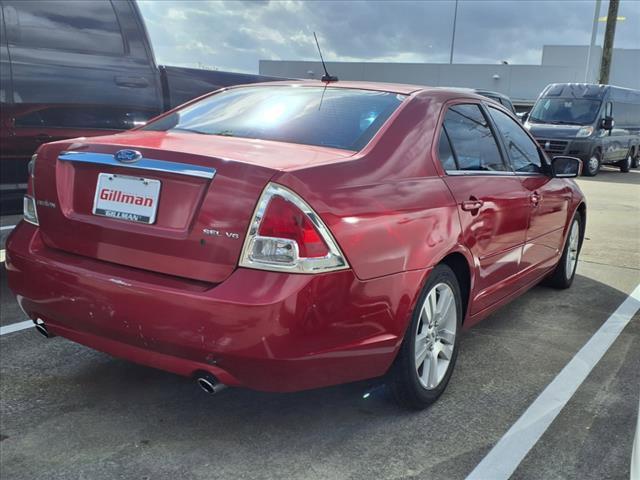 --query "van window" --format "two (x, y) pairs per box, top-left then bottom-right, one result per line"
(442, 104), (507, 172)
(489, 107), (543, 173)
(5, 0), (124, 56)
(529, 98), (601, 125)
